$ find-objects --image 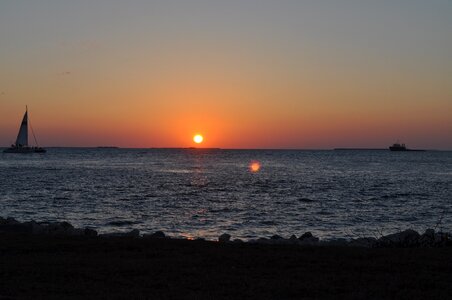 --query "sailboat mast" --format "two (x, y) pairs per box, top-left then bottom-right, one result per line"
(29, 115), (40, 147)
